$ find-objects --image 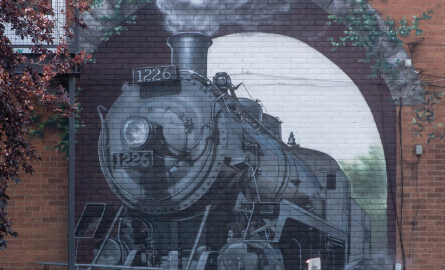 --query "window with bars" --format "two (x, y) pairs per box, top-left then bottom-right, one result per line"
(5, 0), (67, 49)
